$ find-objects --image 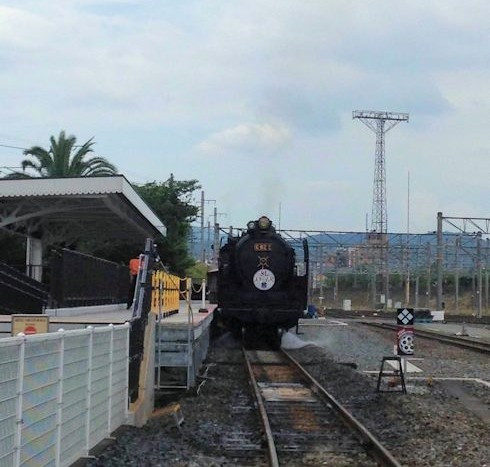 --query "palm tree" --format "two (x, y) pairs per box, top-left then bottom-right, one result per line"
(18, 131), (117, 177)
